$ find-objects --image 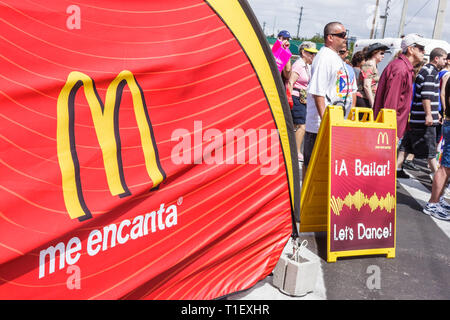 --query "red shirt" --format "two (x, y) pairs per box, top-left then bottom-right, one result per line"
(373, 54), (414, 139)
